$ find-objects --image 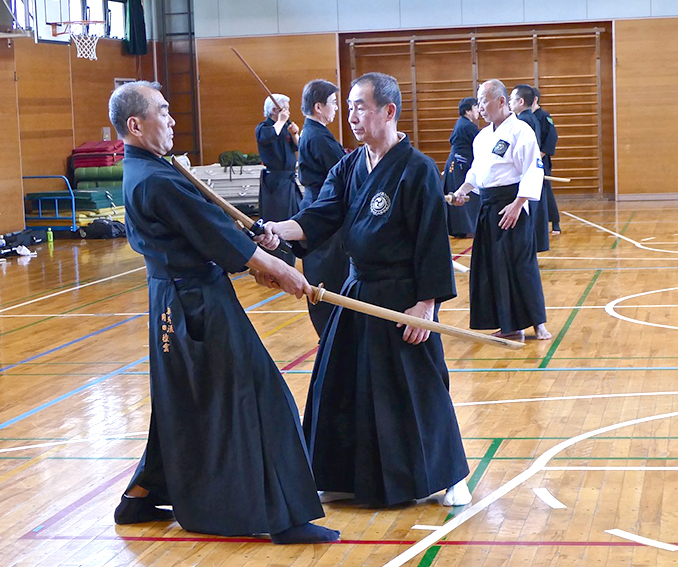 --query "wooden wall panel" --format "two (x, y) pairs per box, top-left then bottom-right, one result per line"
(615, 18), (678, 198)
(70, 39), (142, 146)
(14, 38), (74, 194)
(340, 23), (614, 199)
(0, 42), (24, 234)
(196, 34), (339, 165)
